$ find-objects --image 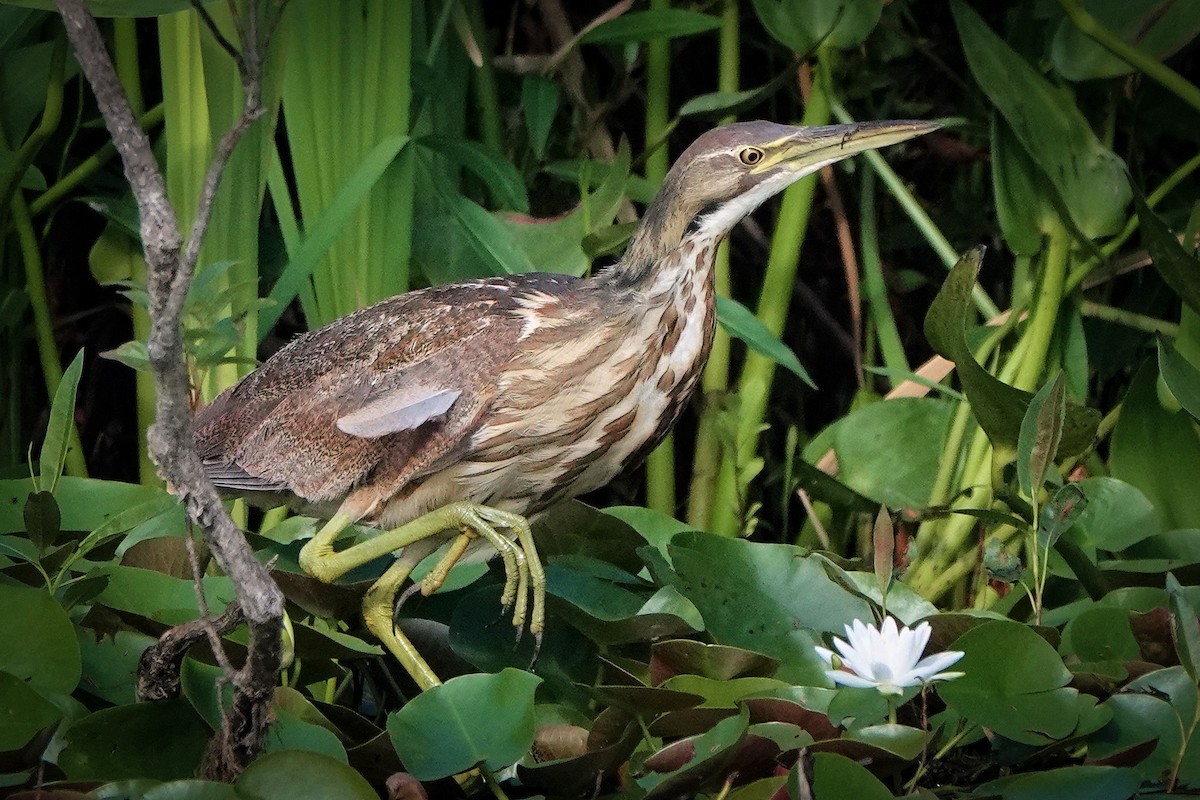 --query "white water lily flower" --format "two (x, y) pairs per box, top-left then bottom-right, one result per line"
(815, 617), (964, 696)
